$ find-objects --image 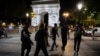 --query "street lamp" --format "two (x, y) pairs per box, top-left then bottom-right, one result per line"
(2, 22), (6, 26)
(77, 2), (83, 22)
(26, 13), (29, 23)
(63, 12), (69, 23)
